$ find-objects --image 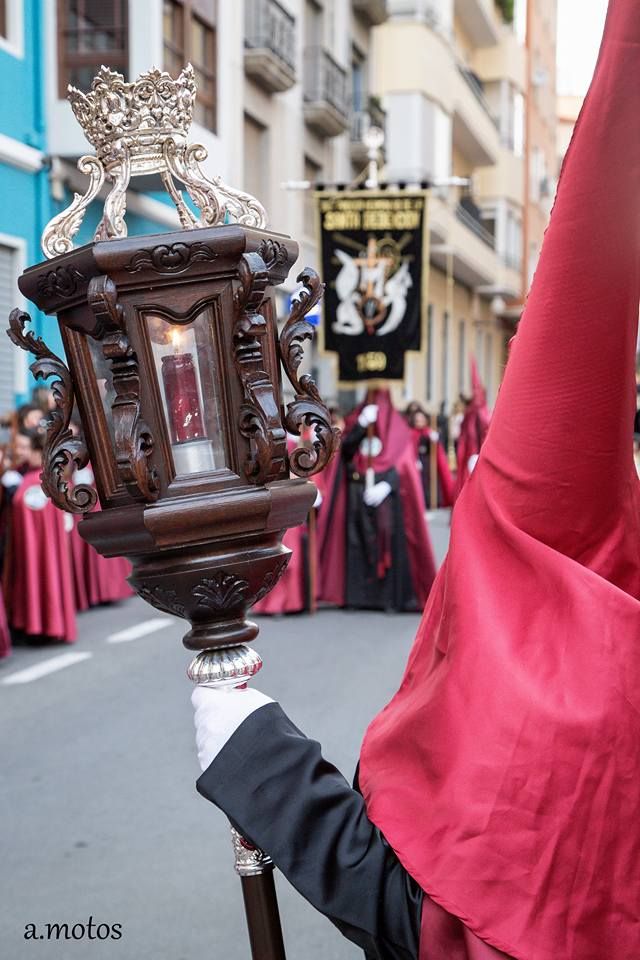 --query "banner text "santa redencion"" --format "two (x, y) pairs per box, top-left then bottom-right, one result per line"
(319, 196), (424, 232)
